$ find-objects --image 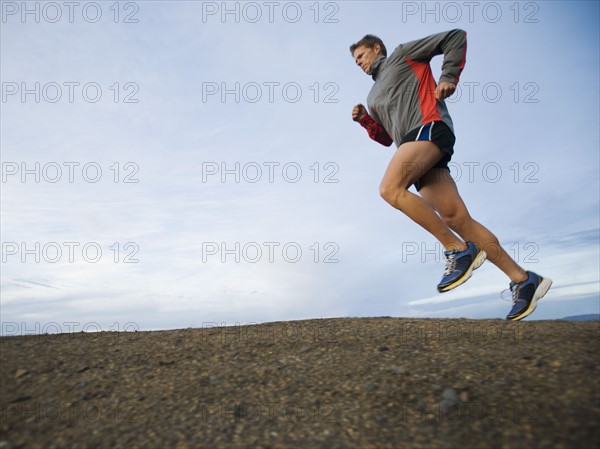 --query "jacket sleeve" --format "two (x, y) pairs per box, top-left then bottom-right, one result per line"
(401, 29), (467, 85)
(358, 113), (394, 147)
